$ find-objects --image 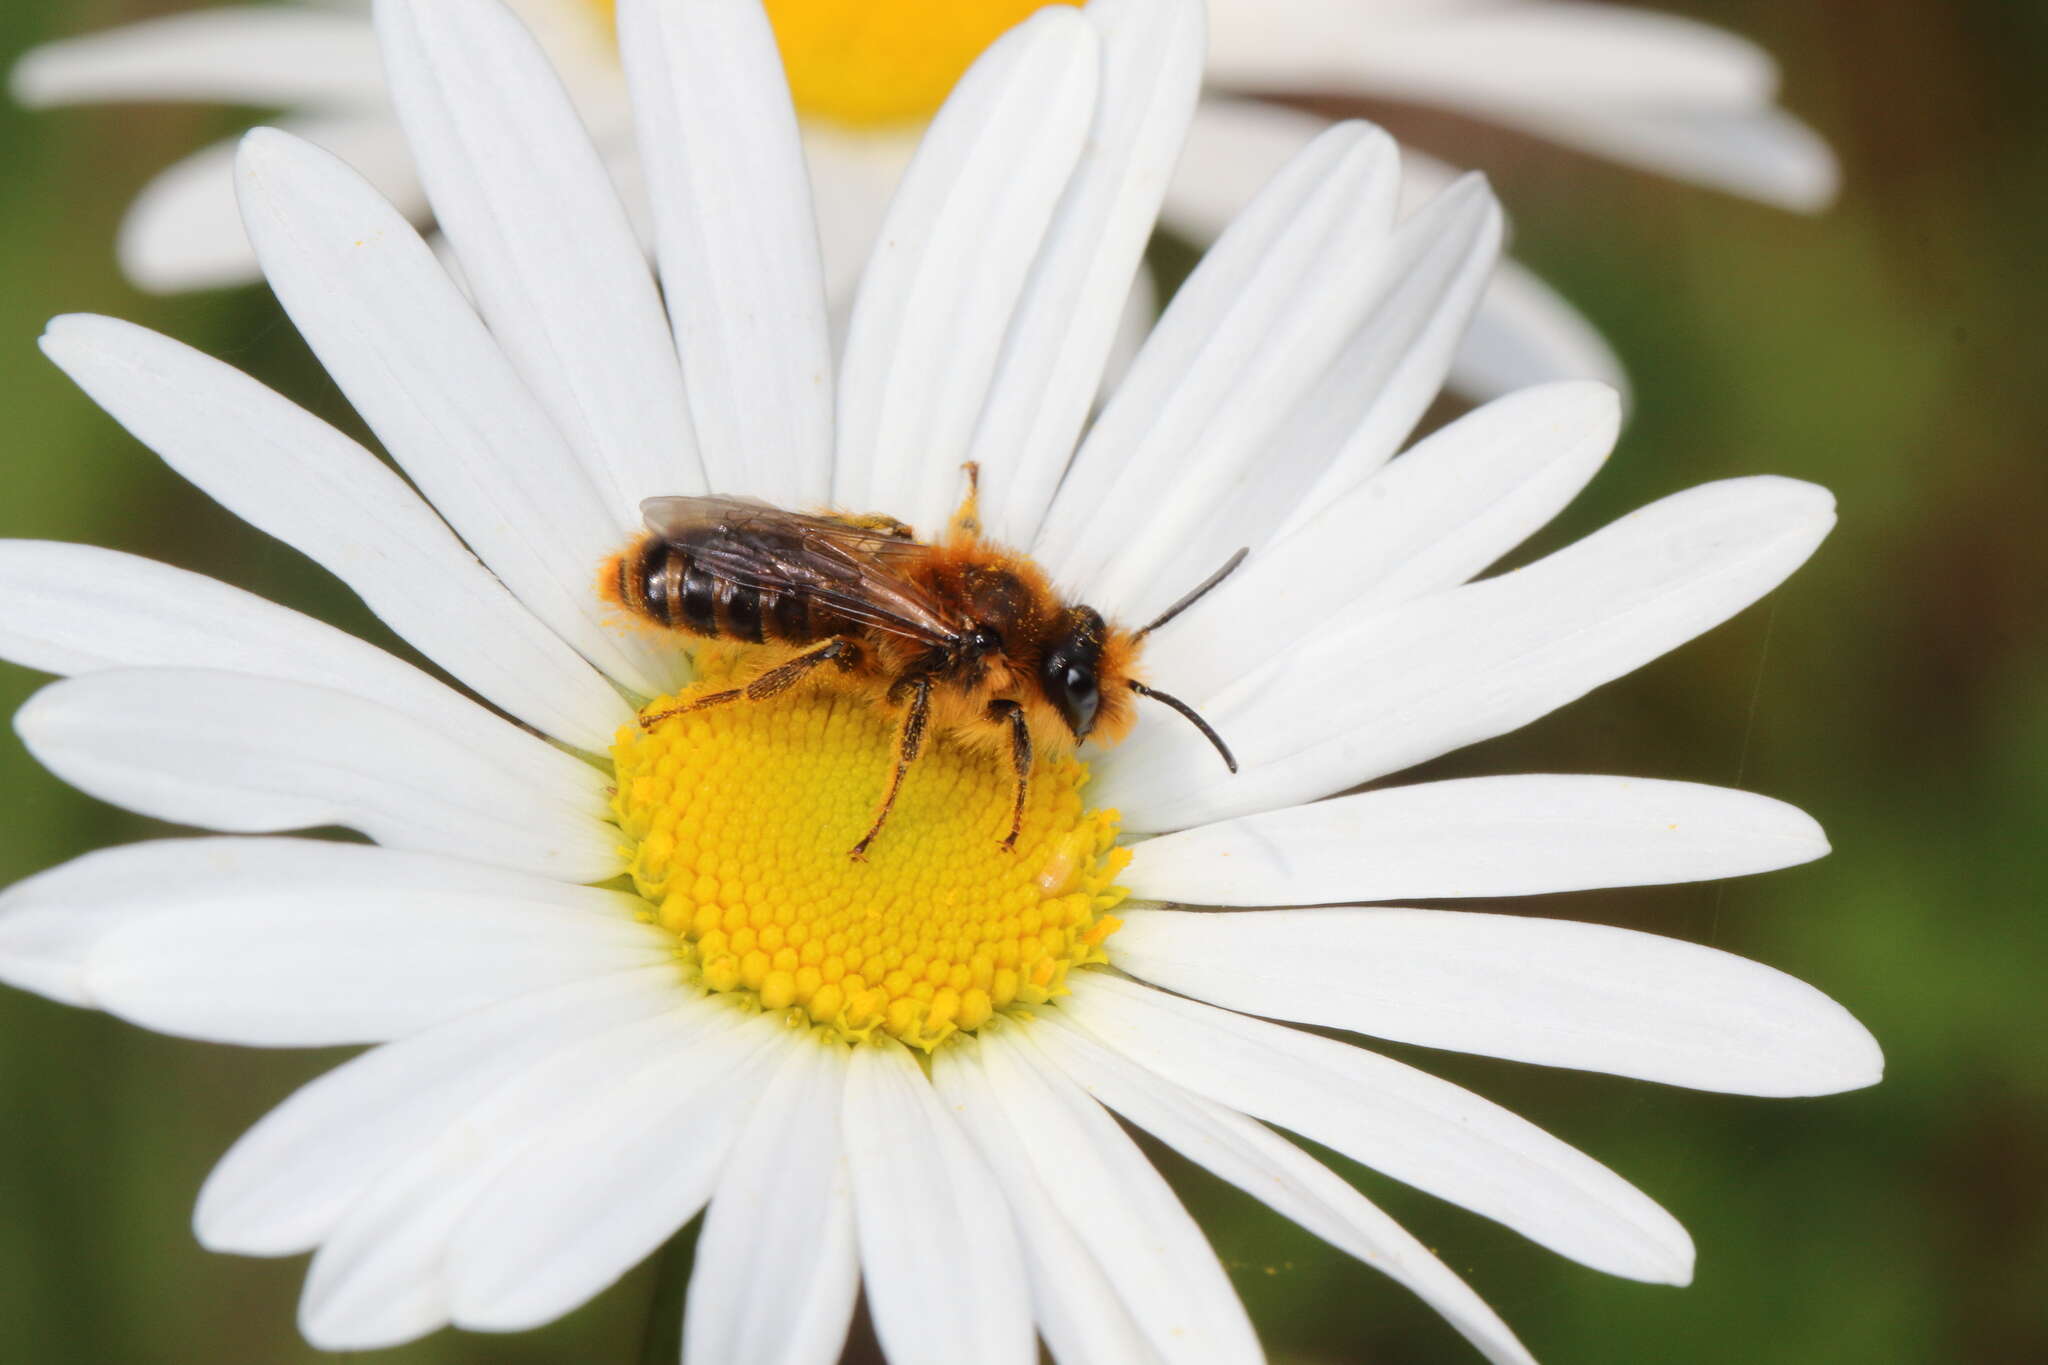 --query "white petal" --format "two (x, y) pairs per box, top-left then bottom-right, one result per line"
(302, 995), (732, 1350)
(1064, 972), (1694, 1283)
(801, 122), (921, 308)
(686, 1038), (859, 1365)
(0, 836), (371, 1007)
(10, 8), (384, 109)
(376, 0), (707, 518)
(197, 963), (687, 1257)
(1030, 1011), (1536, 1365)
(1160, 131), (1566, 416)
(834, 9), (1100, 534)
(1112, 905), (1883, 1096)
(1158, 95), (1326, 246)
(1126, 773), (1828, 905)
(901, 1084), (1154, 1365)
(16, 669), (620, 882)
(445, 1008), (781, 1332)
(1384, 146), (1622, 405)
(1035, 122), (1419, 621)
(935, 1031), (1262, 1364)
(0, 540), (389, 687)
(1100, 477), (1836, 831)
(1208, 4), (1776, 112)
(1203, 4), (1835, 211)
(1388, 139), (1461, 216)
(618, 0), (835, 504)
(233, 127), (673, 697)
(40, 314), (632, 752)
(968, 0), (1207, 549)
(1507, 104), (1840, 213)
(0, 541), (613, 764)
(1268, 173), (1503, 526)
(84, 870), (665, 1047)
(1451, 256), (1632, 401)
(1098, 257), (1159, 401)
(842, 1039), (1034, 1365)
(115, 115), (422, 295)
(114, 134), (265, 295)
(1037, 119), (1399, 560)
(1143, 380), (1617, 698)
